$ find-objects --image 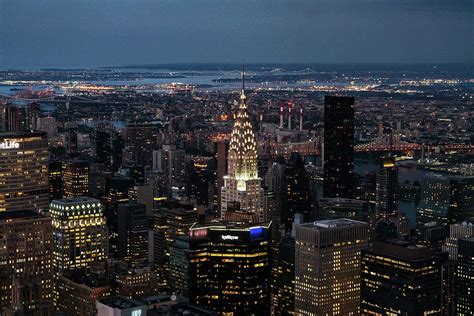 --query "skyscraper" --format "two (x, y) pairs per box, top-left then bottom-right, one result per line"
(0, 210), (54, 315)
(375, 156), (398, 221)
(456, 237), (474, 314)
(295, 219), (368, 315)
(117, 203), (149, 268)
(221, 73), (264, 220)
(50, 197), (108, 273)
(283, 152), (313, 232)
(188, 221), (271, 315)
(361, 240), (453, 315)
(417, 174), (474, 230)
(0, 131), (49, 212)
(323, 96), (355, 199)
(62, 159), (90, 198)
